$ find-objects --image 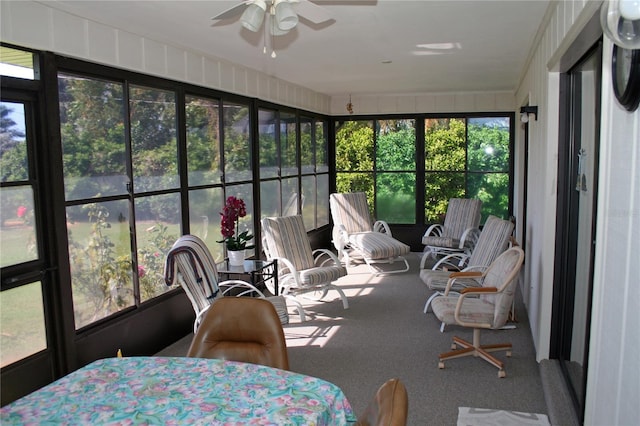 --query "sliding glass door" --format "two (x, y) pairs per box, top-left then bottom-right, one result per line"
(553, 41), (602, 422)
